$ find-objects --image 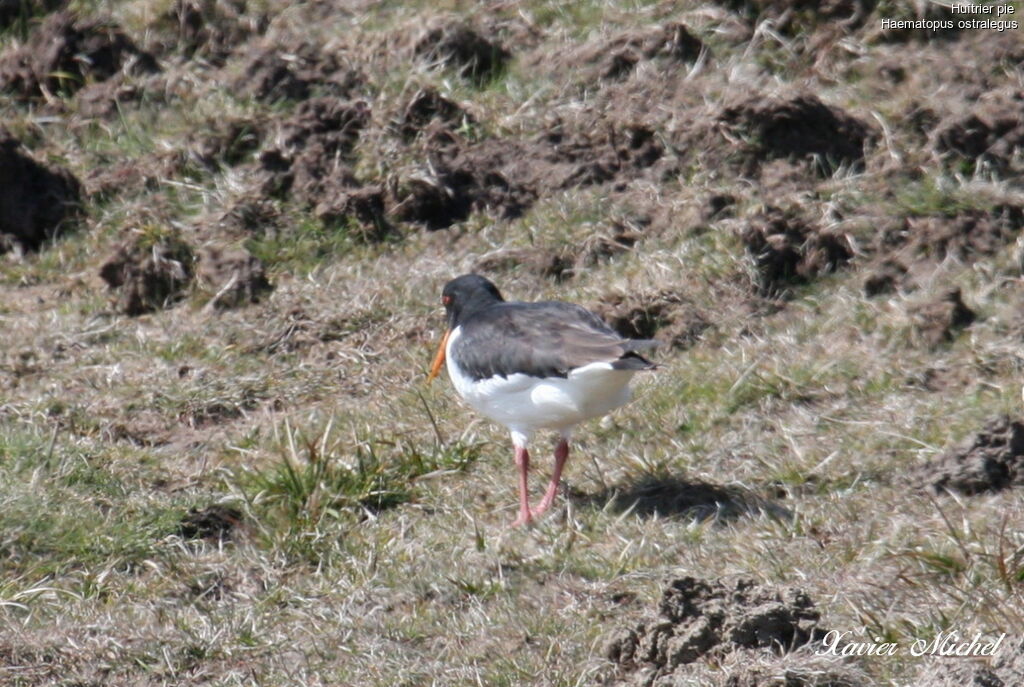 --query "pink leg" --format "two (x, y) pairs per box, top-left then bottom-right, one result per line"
(511, 446), (533, 527)
(532, 439), (569, 518)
